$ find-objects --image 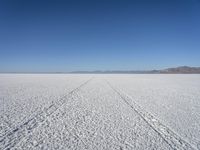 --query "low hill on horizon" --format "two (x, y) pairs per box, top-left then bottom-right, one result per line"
(159, 66), (200, 74)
